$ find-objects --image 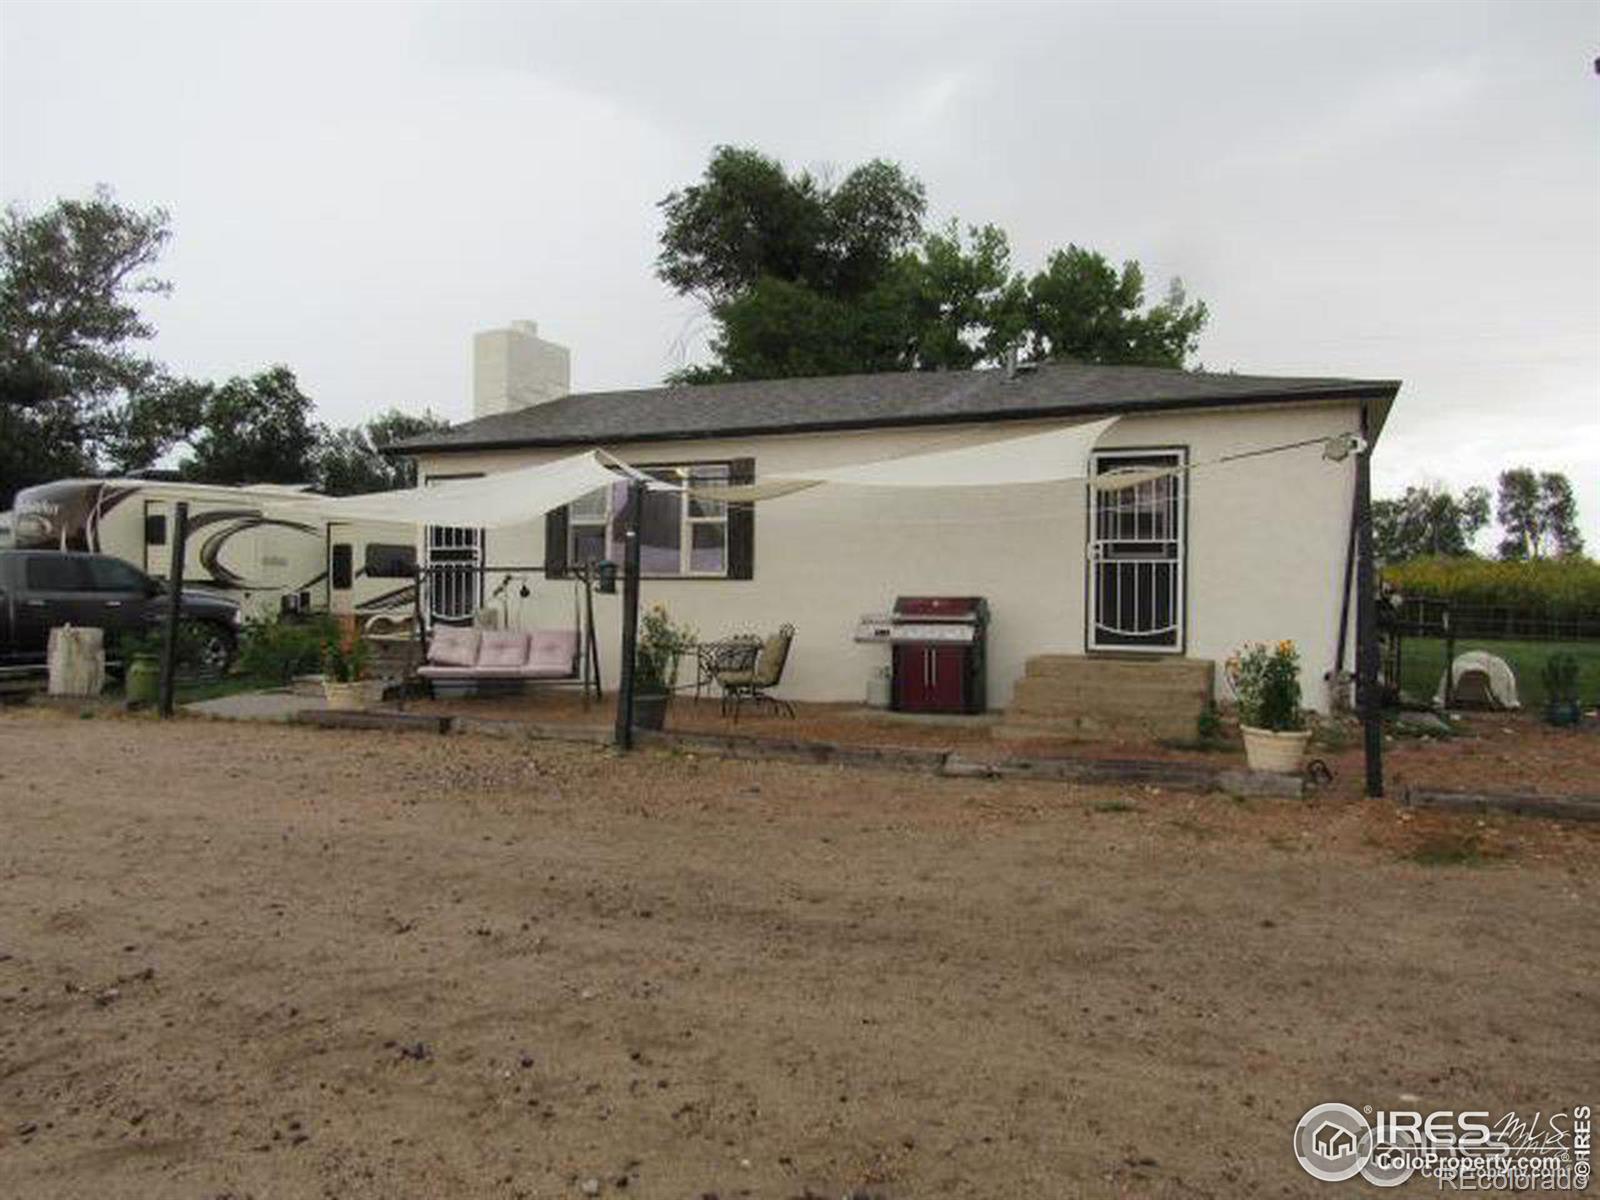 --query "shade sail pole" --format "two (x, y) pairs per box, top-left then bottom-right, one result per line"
(158, 501), (189, 718)
(1355, 405), (1384, 797)
(613, 479), (645, 750)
